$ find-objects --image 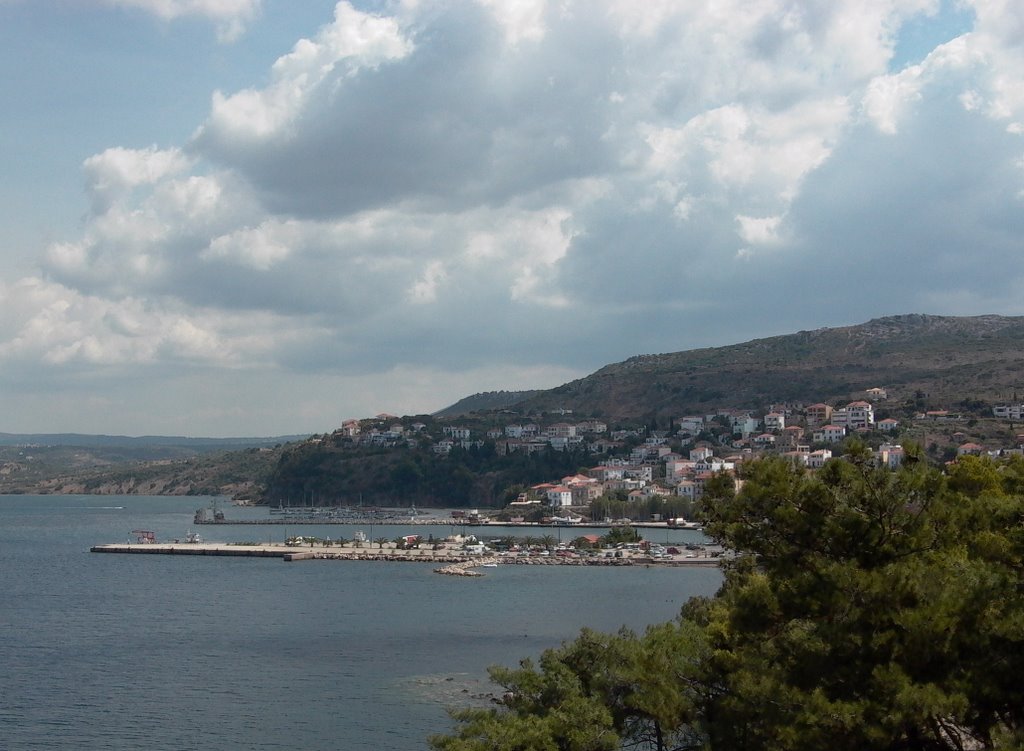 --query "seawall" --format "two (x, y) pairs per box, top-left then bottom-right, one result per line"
(90, 543), (720, 569)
